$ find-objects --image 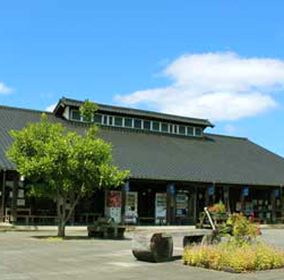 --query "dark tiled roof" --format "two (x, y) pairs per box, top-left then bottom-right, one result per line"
(1, 105), (284, 186)
(54, 97), (214, 127)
